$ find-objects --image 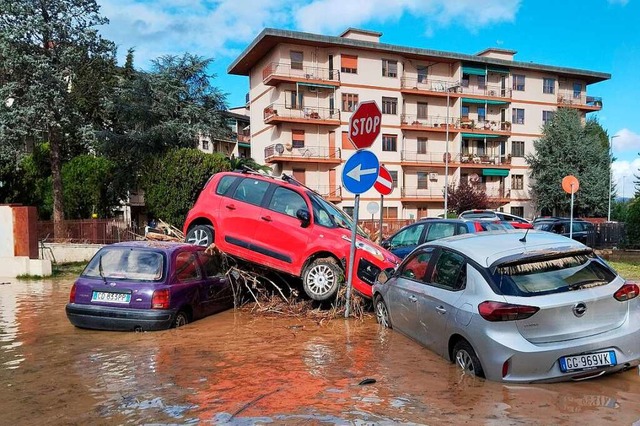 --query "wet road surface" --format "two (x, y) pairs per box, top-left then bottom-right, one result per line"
(1, 275), (640, 425)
